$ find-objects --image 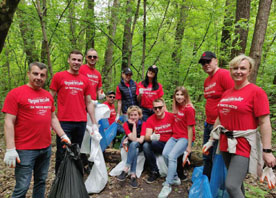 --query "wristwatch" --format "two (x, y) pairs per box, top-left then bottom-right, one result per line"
(263, 149), (272, 153)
